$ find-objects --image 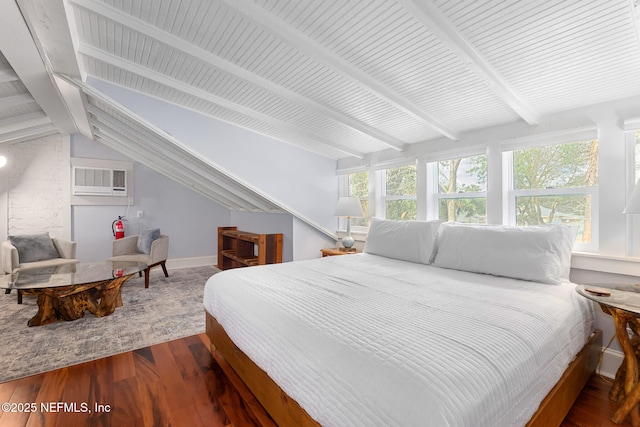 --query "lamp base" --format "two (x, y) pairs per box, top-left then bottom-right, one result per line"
(341, 235), (355, 249)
